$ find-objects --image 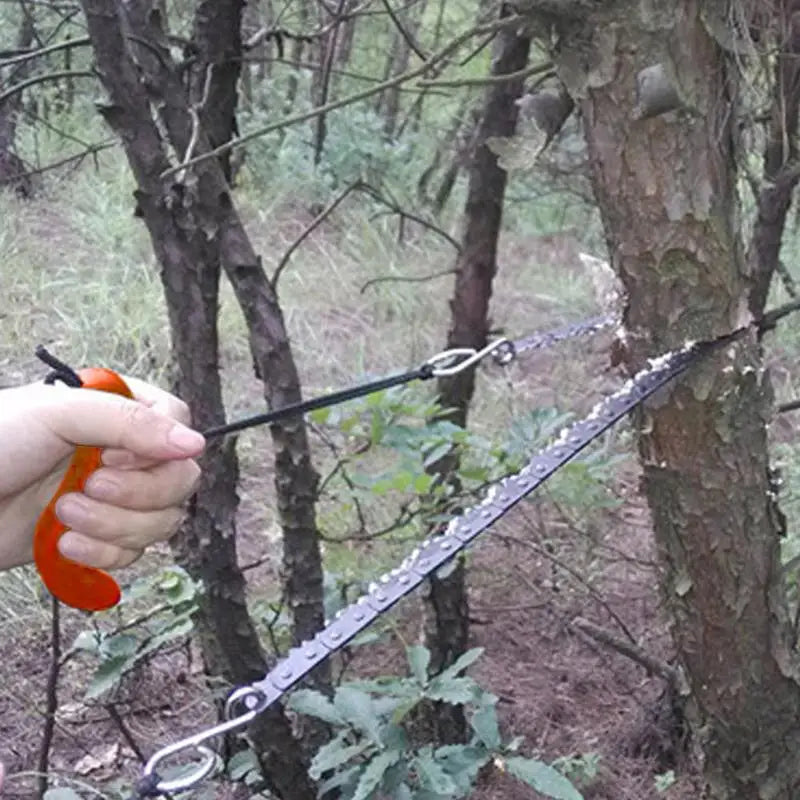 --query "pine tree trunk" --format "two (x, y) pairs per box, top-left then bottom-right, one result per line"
(542, 1), (800, 796)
